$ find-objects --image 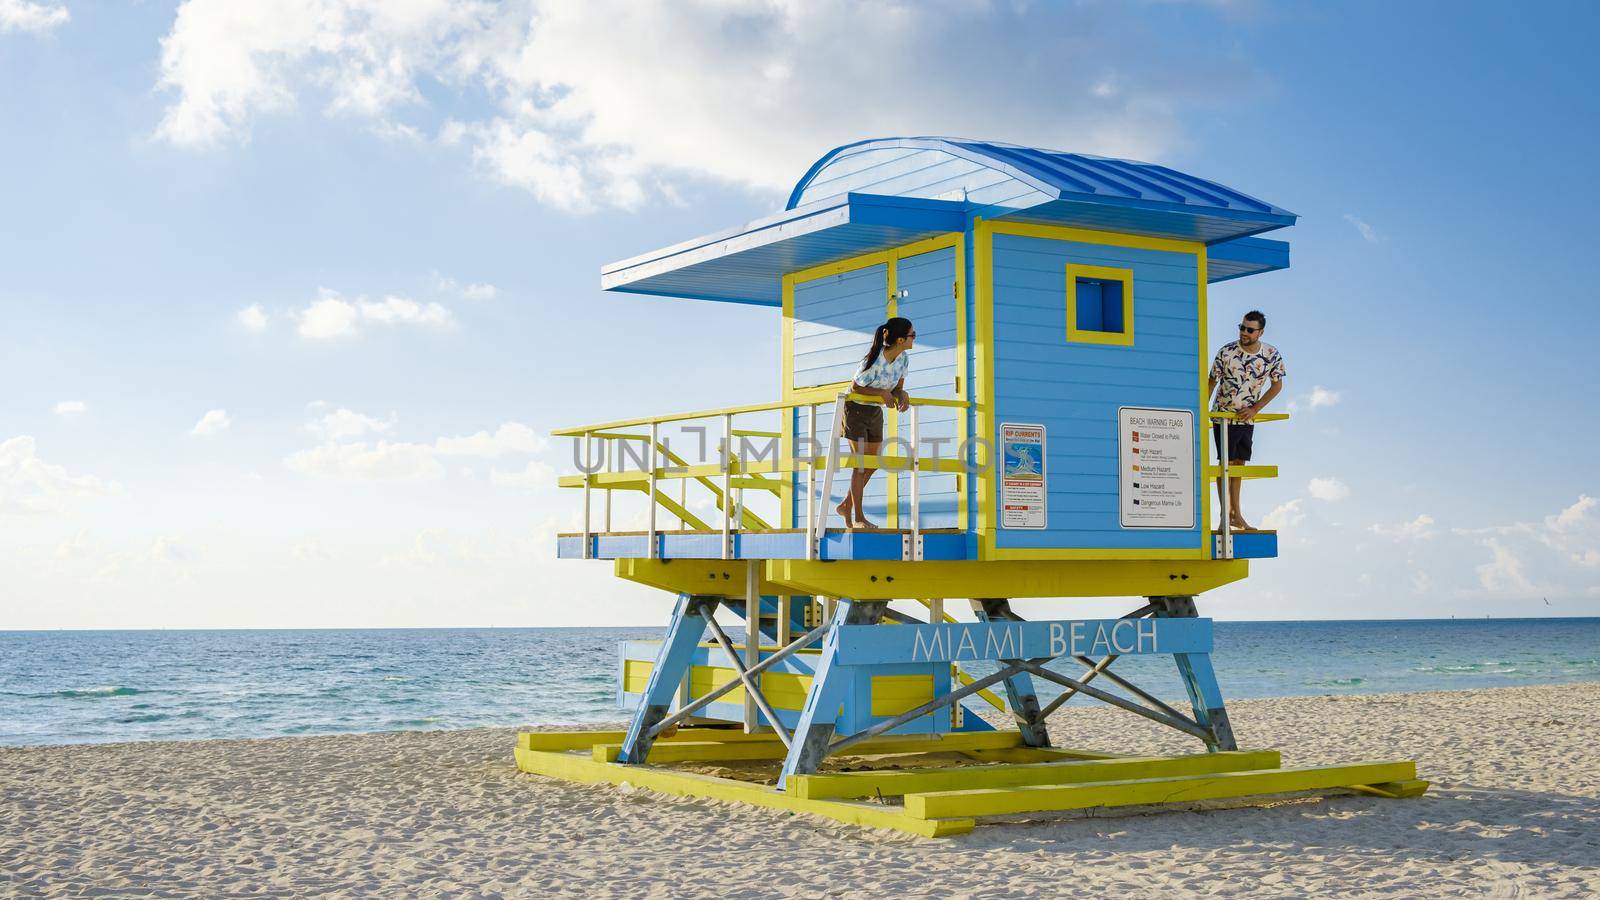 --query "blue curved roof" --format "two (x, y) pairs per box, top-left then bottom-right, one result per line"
(788, 137), (1296, 243)
(600, 137), (1294, 304)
